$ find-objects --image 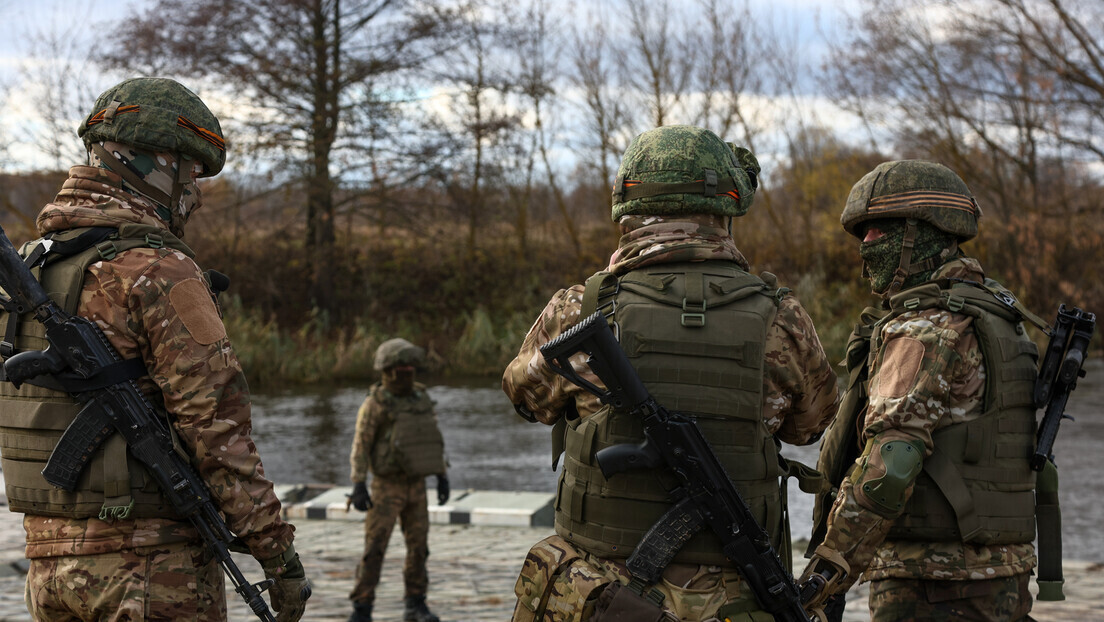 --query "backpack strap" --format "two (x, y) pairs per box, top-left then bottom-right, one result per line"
(581, 270), (618, 319)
